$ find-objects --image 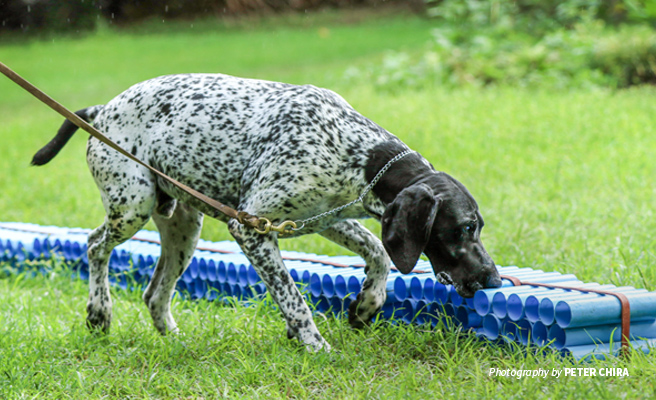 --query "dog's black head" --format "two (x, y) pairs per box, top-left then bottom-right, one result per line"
(368, 143), (502, 298)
